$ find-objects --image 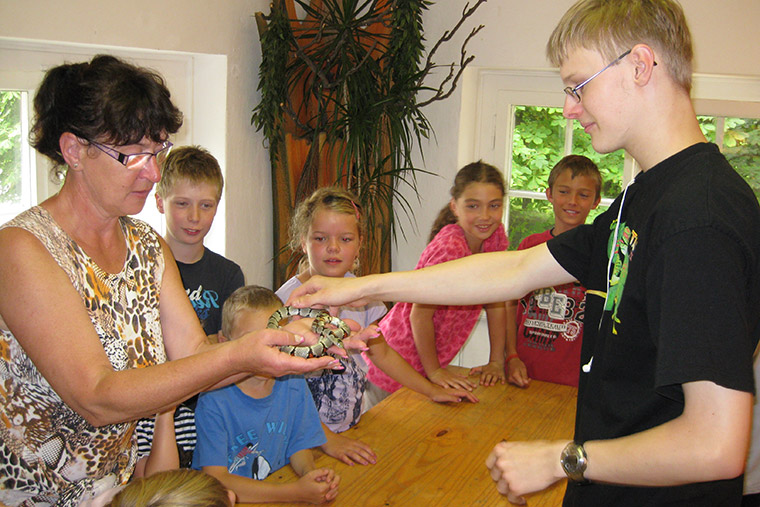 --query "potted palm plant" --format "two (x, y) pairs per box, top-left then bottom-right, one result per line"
(253, 0), (486, 288)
